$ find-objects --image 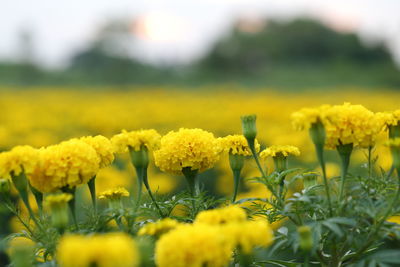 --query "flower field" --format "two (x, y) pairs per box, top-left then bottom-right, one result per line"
(1, 87), (400, 266)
